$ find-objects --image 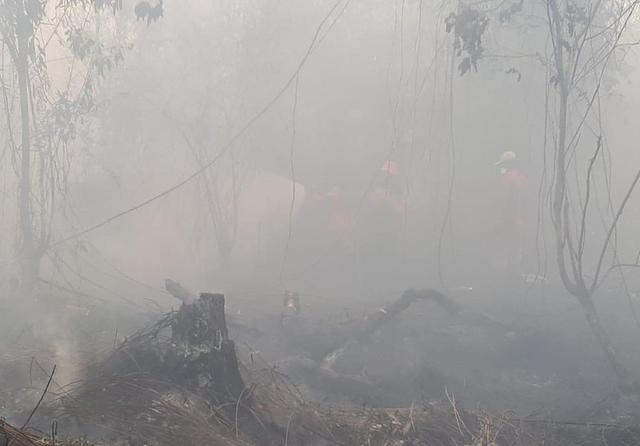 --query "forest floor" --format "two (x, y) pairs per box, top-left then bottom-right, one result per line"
(2, 280), (640, 445)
